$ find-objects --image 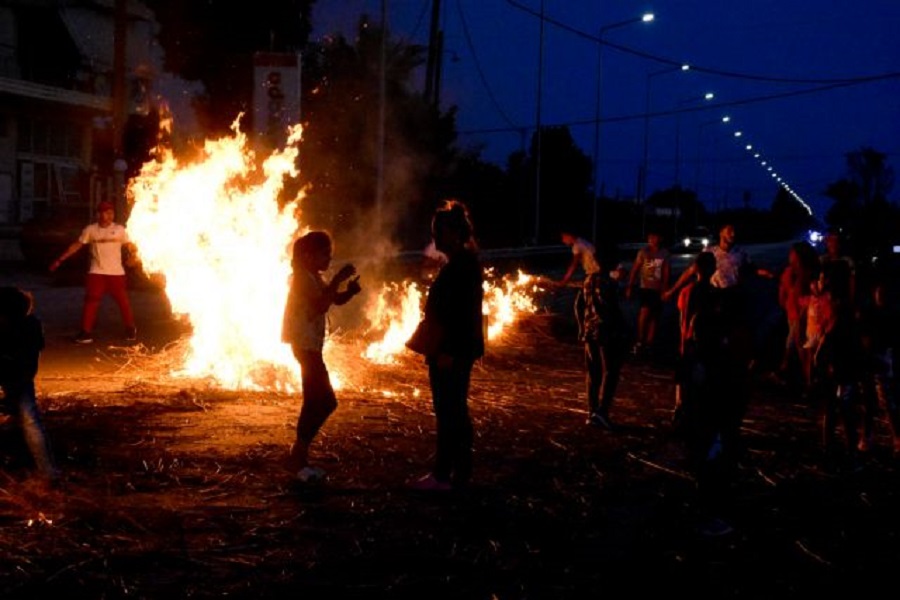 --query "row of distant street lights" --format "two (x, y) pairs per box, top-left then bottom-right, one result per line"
(591, 11), (811, 243)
